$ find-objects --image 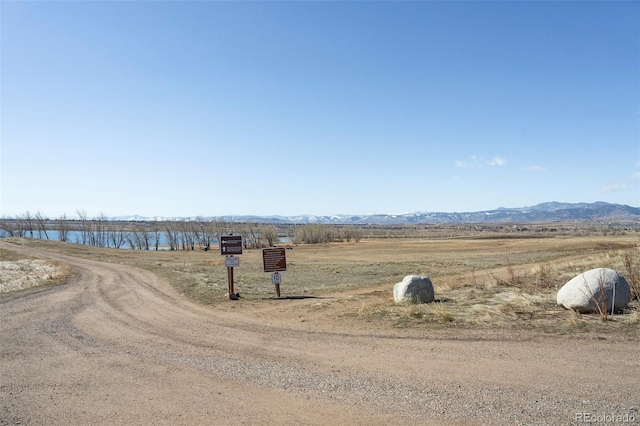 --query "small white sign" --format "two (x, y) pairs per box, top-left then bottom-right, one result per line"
(225, 256), (240, 267)
(271, 272), (282, 284)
